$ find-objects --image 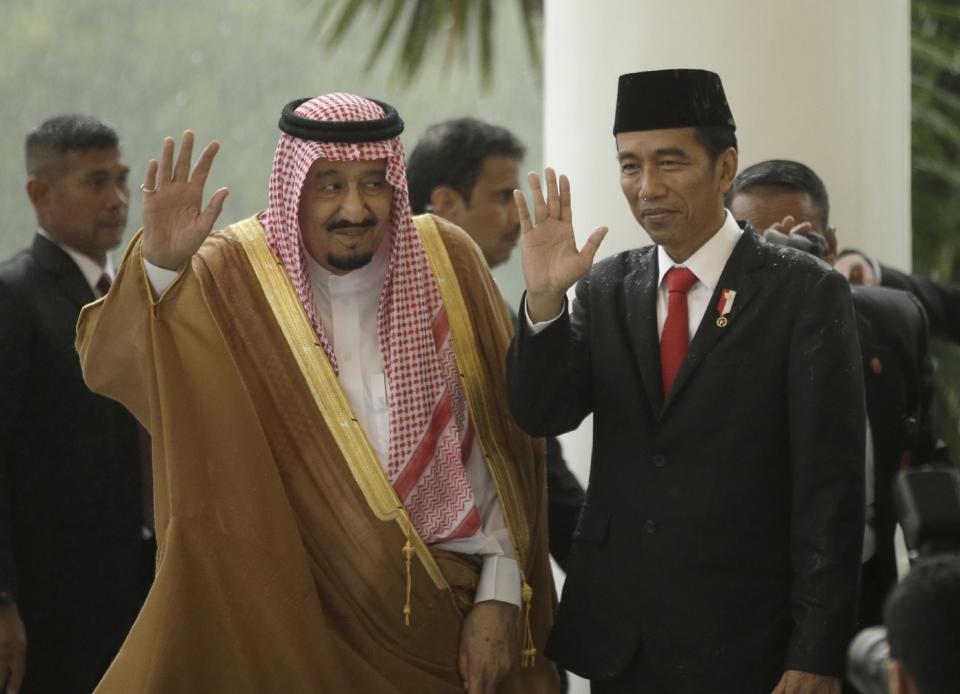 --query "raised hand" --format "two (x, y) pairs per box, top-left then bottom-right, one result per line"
(140, 130), (229, 270)
(834, 253), (877, 286)
(514, 168), (607, 322)
(771, 215), (838, 265)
